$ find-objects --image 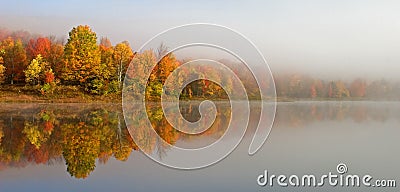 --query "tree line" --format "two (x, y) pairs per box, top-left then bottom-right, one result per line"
(0, 26), (134, 95)
(275, 74), (400, 100)
(1, 26), (399, 100)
